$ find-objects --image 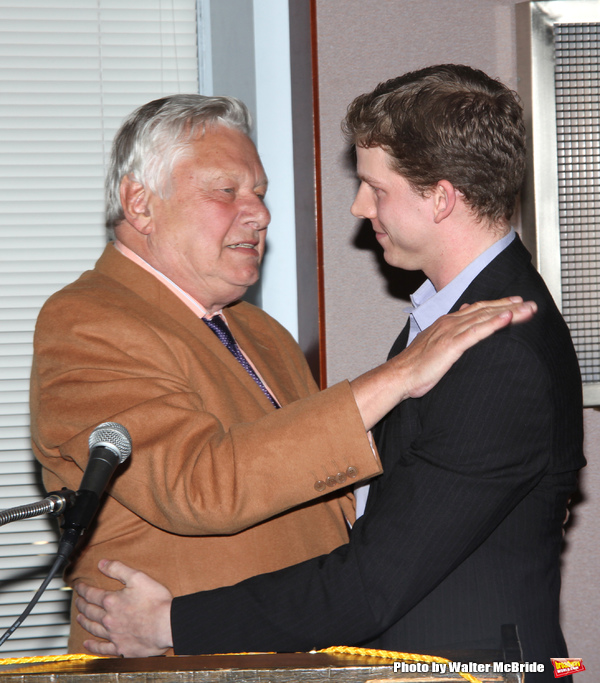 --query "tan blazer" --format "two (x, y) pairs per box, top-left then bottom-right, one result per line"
(30, 244), (380, 652)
